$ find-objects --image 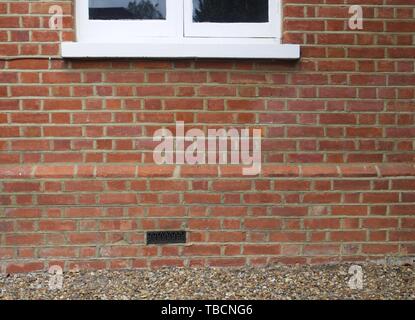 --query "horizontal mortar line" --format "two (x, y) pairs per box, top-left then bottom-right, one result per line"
(0, 176), (411, 180)
(0, 118), (414, 122)
(0, 202), (410, 207)
(0, 153), (403, 156)
(0, 119), (408, 122)
(0, 56), (63, 60)
(0, 99), (412, 103)
(1, 82), (413, 86)
(0, 28), (74, 31)
(0, 190), (407, 194)
(0, 240), (406, 244)
(0, 250), (303, 254)
(3, 226), (400, 230)
(284, 20), (415, 23)
(0, 205), (409, 208)
(3, 84), (415, 88)
(285, 29), (415, 33)
(3, 85), (415, 89)
(3, 53), (414, 58)
(6, 107), (412, 110)
(0, 99), (410, 102)
(0, 180), (409, 183)
(1, 137), (414, 140)
(0, 121), (411, 124)
(1, 27), (413, 32)
(0, 118), (409, 121)
(2, 218), (413, 221)
(0, 246), (404, 251)
(286, 32), (415, 35)
(283, 4), (415, 6)
(0, 256), (394, 262)
(0, 187), (358, 190)
(6, 73), (415, 77)
(4, 230), (408, 233)
(5, 71), (415, 76)
(0, 161), (413, 164)
(4, 73), (415, 77)
(3, 17), (408, 21)
(0, 157), (410, 160)
(4, 67), (415, 72)
(2, 223), (411, 226)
